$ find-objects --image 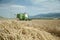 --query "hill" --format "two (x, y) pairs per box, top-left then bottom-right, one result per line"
(30, 13), (60, 19)
(0, 16), (4, 18)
